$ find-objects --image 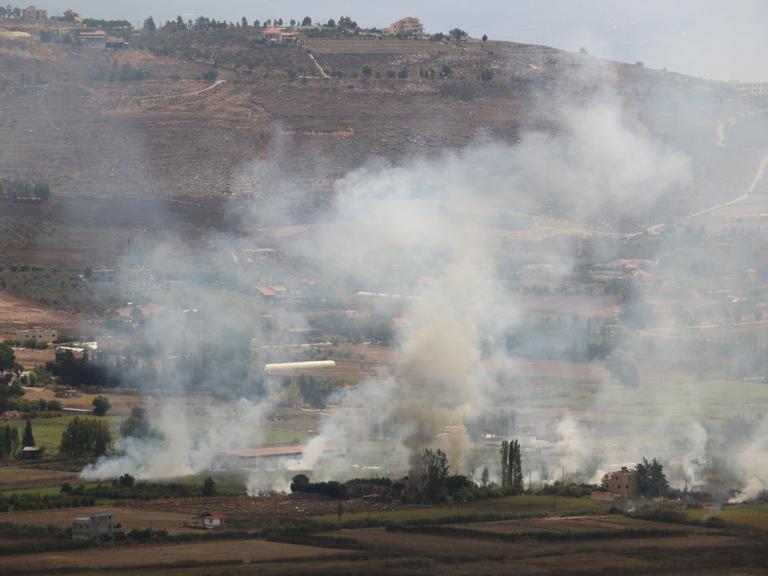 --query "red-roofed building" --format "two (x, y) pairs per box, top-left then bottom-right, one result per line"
(201, 512), (226, 529)
(263, 26), (298, 44)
